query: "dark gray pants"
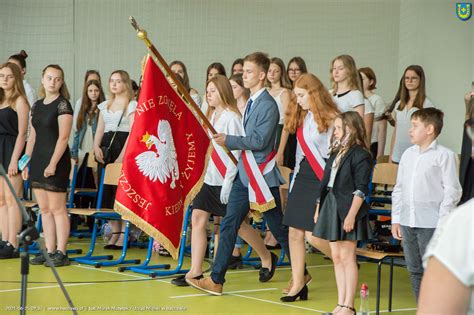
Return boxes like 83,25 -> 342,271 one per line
400,225 -> 435,302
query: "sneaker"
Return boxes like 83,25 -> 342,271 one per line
0,243 -> 19,259
186,276 -> 223,296
45,250 -> 70,267
0,240 -> 8,248
30,252 -> 50,265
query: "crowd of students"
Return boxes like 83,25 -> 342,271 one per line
0,49 -> 472,313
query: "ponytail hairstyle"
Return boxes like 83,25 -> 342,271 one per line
38,64 -> 70,100
8,50 -> 28,71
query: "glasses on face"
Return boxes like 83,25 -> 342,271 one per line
288,68 -> 301,73
404,76 -> 419,81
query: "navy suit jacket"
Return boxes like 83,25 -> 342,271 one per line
225,89 -> 284,187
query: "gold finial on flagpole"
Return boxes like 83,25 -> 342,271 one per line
129,16 -> 151,48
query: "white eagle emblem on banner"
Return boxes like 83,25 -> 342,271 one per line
135,120 -> 179,188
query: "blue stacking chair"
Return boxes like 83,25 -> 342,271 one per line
69,163 -> 141,268
118,206 -> 192,277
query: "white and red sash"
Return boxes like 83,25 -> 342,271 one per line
210,140 -> 229,180
296,121 -> 326,180
242,150 -> 277,212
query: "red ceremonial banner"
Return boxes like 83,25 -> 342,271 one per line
114,56 -> 211,259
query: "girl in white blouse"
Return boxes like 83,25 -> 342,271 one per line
171,75 -> 274,287
330,55 -> 365,118
93,70 -> 137,249
389,65 -> 433,163
359,67 -> 387,159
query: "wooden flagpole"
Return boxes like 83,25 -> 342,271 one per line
129,16 -> 238,166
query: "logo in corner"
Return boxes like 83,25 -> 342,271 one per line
456,3 -> 472,21
135,120 -> 179,188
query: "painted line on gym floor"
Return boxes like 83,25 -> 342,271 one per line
230,293 -> 324,313
225,263 -> 335,275
72,264 -> 172,285
0,282 -> 95,293
170,287 -> 277,298
370,308 -> 417,313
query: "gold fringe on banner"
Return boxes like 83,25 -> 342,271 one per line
250,199 -> 277,213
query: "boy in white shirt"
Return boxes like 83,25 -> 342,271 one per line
391,107 -> 462,302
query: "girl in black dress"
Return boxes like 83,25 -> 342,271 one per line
23,65 -> 73,267
0,62 -> 29,259
280,73 -> 339,301
313,111 -> 373,315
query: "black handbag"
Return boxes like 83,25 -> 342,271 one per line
97,109 -> 125,164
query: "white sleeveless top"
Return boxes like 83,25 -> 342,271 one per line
270,89 -> 285,125
392,98 -> 434,162
98,100 -> 137,133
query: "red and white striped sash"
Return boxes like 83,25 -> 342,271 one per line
210,140 -> 229,180
296,122 -> 326,180
242,150 -> 277,212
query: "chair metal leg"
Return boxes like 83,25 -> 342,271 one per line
118,237 -> 170,272
389,258 -> 394,312
127,207 -> 192,277
376,260 -> 382,315
70,218 -> 113,263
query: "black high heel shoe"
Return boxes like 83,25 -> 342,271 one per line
280,285 -> 308,302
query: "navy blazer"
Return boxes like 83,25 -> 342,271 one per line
225,89 -> 284,187
319,144 -> 372,221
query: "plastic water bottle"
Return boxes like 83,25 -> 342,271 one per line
358,283 -> 370,315
209,237 -> 214,259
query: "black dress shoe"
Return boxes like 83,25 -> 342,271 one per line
265,243 -> 281,250
171,274 -> 203,287
228,254 -> 243,270
259,252 -> 278,282
280,285 -> 308,302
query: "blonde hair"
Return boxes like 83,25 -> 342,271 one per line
285,73 -> 339,134
330,55 -> 362,93
107,70 -> 133,110
38,64 -> 70,100
205,74 -> 241,119
0,62 -> 27,110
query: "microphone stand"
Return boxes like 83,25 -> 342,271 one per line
0,165 -> 77,315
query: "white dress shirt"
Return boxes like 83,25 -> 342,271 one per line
204,109 -> 243,186
392,140 -> 463,228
